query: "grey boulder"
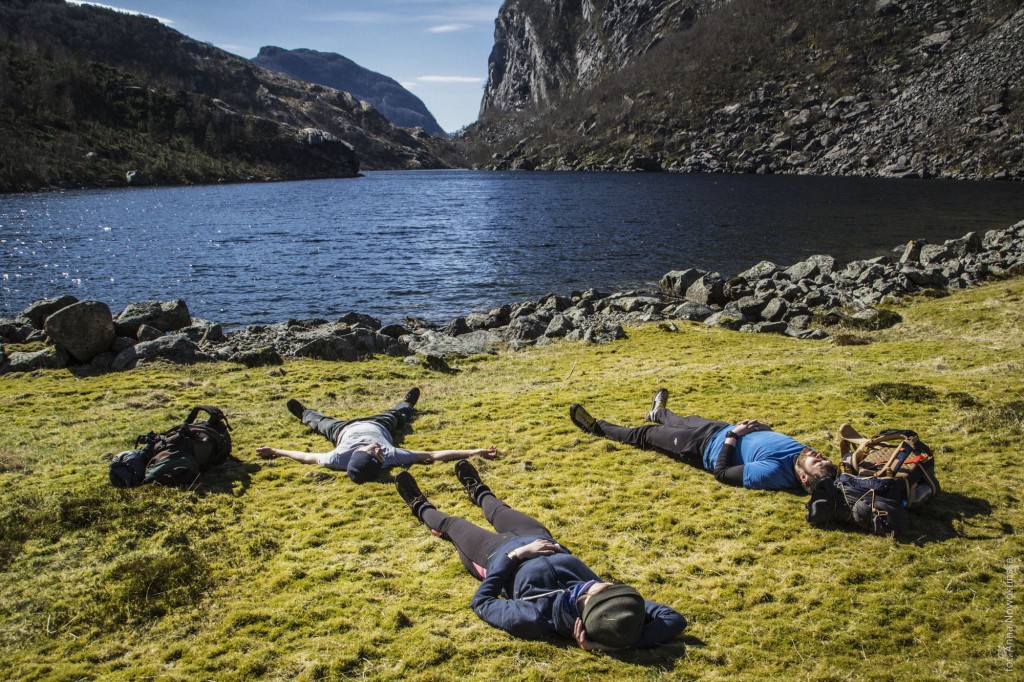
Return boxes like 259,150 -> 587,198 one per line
43,300 -> 115,362
115,299 -> 191,336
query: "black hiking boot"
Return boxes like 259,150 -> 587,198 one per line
569,404 -> 602,436
286,398 -> 306,420
402,387 -> 420,408
455,460 -> 492,506
395,471 -> 432,521
647,388 -> 669,422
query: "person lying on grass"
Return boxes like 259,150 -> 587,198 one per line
255,387 -> 499,483
569,388 -> 837,492
394,461 -> 687,651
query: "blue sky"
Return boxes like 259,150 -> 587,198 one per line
68,1 -> 505,132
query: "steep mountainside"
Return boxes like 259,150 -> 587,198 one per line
0,0 -> 453,192
462,0 -> 1024,180
253,47 -> 447,137
480,0 -> 705,116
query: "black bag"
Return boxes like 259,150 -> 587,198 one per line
108,406 -> 232,487
109,447 -> 150,488
806,424 -> 940,535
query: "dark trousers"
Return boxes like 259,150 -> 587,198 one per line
597,409 -> 728,463
302,401 -> 415,446
422,495 -> 553,580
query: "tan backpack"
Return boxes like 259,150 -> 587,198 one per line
837,424 -> 940,509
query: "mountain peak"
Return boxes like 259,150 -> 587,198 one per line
253,46 -> 447,137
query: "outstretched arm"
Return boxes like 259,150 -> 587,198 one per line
412,446 -> 500,463
255,446 -> 325,465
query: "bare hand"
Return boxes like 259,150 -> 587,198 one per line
477,446 -> 500,459
255,446 -> 278,459
509,539 -> 562,562
364,443 -> 385,463
574,617 -> 601,652
732,419 -> 772,437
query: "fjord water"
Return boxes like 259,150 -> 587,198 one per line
2,171 -> 1024,327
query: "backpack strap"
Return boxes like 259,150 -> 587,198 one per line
845,429 -> 913,471
838,423 -> 868,459
185,405 -> 231,430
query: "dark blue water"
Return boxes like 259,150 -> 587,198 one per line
2,171 -> 1023,326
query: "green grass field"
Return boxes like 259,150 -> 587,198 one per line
2,278 -> 1022,681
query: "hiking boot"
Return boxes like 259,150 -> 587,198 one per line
455,460 -> 492,506
569,404 -> 602,435
395,471 -> 431,520
286,398 -> 306,420
402,387 -> 420,408
647,388 -> 669,422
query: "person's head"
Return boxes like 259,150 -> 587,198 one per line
578,582 -> 646,648
347,444 -> 384,484
795,447 -> 838,493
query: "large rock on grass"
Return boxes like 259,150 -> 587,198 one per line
115,300 -> 191,336
404,330 -> 502,359
1,346 -> 70,373
660,268 -> 705,296
112,334 -> 206,371
21,295 -> 79,329
43,300 -> 115,362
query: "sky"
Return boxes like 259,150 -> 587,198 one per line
67,0 -> 506,133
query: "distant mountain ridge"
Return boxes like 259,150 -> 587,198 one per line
253,46 -> 447,137
0,0 -> 454,192
463,0 -> 1024,181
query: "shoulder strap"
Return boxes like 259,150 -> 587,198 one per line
185,405 -> 230,430
838,423 -> 867,459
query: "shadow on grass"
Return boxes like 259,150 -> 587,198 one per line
812,491 -> 993,545
600,635 -> 703,666
908,491 -> 995,545
197,458 -> 261,496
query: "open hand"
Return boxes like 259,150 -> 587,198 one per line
477,446 -> 500,459
574,617 -> 601,652
255,446 -> 278,459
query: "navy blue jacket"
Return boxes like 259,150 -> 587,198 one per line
469,534 -> 686,648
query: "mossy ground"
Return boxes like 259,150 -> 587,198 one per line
2,279 -> 1023,681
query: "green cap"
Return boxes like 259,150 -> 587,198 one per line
581,584 -> 645,648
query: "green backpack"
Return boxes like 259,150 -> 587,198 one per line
137,406 -> 233,487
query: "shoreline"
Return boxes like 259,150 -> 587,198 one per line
2,220 -> 1023,375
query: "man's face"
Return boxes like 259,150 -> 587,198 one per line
358,442 -> 385,463
801,450 -> 838,480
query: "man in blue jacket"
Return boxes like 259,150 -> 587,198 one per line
395,462 -> 687,650
569,388 -> 837,492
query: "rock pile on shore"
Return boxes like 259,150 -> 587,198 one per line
2,221 -> 1022,375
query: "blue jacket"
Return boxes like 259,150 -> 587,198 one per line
469,534 -> 687,648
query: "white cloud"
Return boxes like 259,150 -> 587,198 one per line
66,1 -> 174,26
400,81 -> 418,90
308,11 -> 389,23
312,2 -> 501,26
429,23 -> 471,33
418,76 -> 485,84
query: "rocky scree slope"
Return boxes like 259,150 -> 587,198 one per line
463,0 -> 1024,180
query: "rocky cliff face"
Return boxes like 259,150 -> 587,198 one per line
253,47 -> 448,137
466,0 -> 1024,181
480,0 -> 706,116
